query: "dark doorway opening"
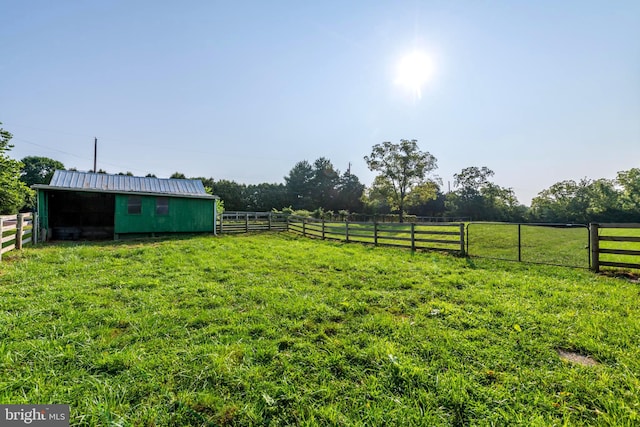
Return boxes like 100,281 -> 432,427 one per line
48,191 -> 115,240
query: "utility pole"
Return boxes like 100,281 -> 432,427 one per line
93,137 -> 97,173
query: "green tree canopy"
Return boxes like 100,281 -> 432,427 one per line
530,175 -> 636,223
285,160 -> 315,210
617,168 -> 640,213
19,156 -> 65,187
244,183 -> 288,211
336,171 -> 365,213
311,157 -> 341,210
213,179 -> 246,211
445,166 -> 523,221
0,123 -> 33,214
364,139 -> 438,222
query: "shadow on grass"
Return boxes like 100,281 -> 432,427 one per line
31,232 -> 216,250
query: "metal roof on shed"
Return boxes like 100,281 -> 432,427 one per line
35,170 -> 215,198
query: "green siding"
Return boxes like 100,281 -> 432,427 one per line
37,190 -> 49,230
114,195 -> 214,234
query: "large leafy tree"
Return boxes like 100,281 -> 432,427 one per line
530,179 -> 592,223
617,168 -> 640,213
0,123 -> 33,214
284,160 -> 315,210
311,157 -> 341,210
20,156 -> 65,187
286,157 -> 364,212
336,171 -> 365,213
244,183 -> 288,211
213,179 -> 247,211
445,166 -> 493,220
410,190 -> 446,218
445,166 -> 523,221
586,178 -> 623,220
531,174 -> 636,223
364,139 -> 438,222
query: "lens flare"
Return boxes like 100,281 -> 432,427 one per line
395,50 -> 435,99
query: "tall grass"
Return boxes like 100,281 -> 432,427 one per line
0,233 -> 638,425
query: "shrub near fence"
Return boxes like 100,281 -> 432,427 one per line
0,213 -> 35,261
288,215 -> 465,254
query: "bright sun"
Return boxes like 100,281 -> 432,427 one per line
395,50 -> 435,99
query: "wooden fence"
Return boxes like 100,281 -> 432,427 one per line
217,212 -> 289,234
288,215 -> 465,254
590,223 -> 640,272
0,213 -> 36,261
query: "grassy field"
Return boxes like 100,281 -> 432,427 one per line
1,233 -> 639,425
292,219 -> 596,268
466,223 -> 591,268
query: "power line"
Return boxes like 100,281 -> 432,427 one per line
13,137 -> 152,175
13,137 -> 88,161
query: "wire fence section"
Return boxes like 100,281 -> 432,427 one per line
288,216 -> 465,254
466,223 -> 590,268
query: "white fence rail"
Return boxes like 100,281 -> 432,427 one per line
1,213 -> 36,261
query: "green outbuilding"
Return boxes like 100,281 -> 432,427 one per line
33,170 -> 218,241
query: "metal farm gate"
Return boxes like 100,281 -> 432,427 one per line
466,223 -> 591,269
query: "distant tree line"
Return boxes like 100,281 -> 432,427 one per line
186,156 -> 366,213
529,172 -> 640,223
1,122 -> 638,223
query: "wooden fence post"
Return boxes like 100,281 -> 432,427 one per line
16,214 -> 24,250
517,224 -> 522,262
590,223 -> 599,272
268,213 -> 272,231
302,218 -> 306,237
460,223 -> 465,256
33,213 -> 38,244
345,221 -> 350,242
322,219 -> 325,240
411,223 -> 415,251
245,213 -> 249,233
374,222 -> 378,246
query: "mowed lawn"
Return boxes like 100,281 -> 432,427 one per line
0,233 -> 639,426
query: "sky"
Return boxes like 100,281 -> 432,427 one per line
1,1 -> 639,205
